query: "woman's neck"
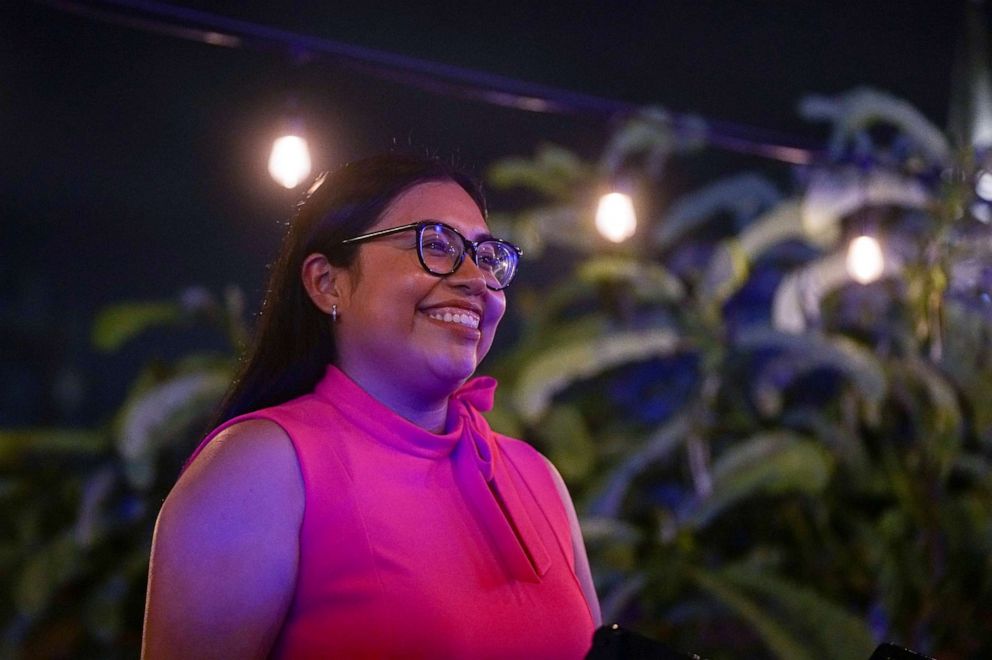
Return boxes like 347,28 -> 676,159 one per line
337,364 -> 452,433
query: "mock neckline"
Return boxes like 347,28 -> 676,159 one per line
311,365 -> 496,460
311,364 -> 550,582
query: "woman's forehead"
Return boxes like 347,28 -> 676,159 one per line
374,181 -> 488,237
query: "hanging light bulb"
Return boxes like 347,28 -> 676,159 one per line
846,234 -> 884,284
595,192 -> 637,243
268,133 -> 312,189
976,170 -> 992,202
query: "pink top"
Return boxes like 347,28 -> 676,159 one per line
188,365 -> 595,658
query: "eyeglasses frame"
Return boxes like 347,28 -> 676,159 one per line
339,221 -> 523,291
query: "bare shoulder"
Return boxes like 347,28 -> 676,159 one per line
143,419 -> 304,659
539,454 -> 573,511
164,419 -> 305,538
180,419 -> 303,502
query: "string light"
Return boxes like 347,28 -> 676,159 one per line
595,192 -> 637,243
268,134 -> 312,189
846,235 -> 884,284
976,170 -> 992,201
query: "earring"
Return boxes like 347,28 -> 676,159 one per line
331,304 -> 339,323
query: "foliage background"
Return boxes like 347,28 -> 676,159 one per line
3,86 -> 992,658
483,89 -> 992,659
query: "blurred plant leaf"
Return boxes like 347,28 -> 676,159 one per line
588,413 -> 692,517
737,199 -> 811,257
577,256 -> 685,303
514,328 -> 681,423
487,143 -> 593,200
692,567 -> 815,660
799,87 -> 950,166
0,429 -> 107,465
737,327 -> 887,421
537,404 -> 596,482
91,302 -> 182,352
14,532 -> 79,618
718,563 -> 877,660
680,432 -> 832,530
653,173 -> 781,252
600,572 -> 647,624
887,355 -> 963,476
116,370 -> 230,489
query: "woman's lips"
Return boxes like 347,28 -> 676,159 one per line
423,307 -> 481,329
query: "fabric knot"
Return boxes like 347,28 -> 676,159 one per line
450,377 -> 499,481
452,376 -> 496,412
465,426 -> 495,482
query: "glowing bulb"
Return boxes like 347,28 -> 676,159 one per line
595,192 -> 637,243
846,235 -> 884,284
977,171 -> 992,202
268,135 -> 312,188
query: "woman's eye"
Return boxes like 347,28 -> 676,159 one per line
478,254 -> 498,269
423,240 -> 452,254
476,245 -> 507,269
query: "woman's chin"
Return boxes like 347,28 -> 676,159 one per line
426,354 -> 479,389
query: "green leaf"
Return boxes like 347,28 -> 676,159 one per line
653,173 -> 781,252
116,370 -> 230,489
15,532 -> 80,618
692,567 -> 816,660
484,396 -> 524,439
886,355 -> 964,476
514,328 -> 681,423
0,429 -> 107,464
737,328 -> 888,421
537,404 -> 596,482
770,253 -> 854,333
577,256 -> 685,303
681,432 -> 832,529
700,239 -> 749,304
496,205 -> 601,255
91,302 -> 181,352
589,413 -> 692,517
737,199 -> 812,257
716,564 -> 877,660
799,88 -> 950,166
83,572 -> 128,643
487,144 -> 592,200
600,107 -> 707,178
600,572 -> 647,624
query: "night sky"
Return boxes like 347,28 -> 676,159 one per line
1,1 -> 979,425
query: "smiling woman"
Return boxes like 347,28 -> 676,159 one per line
140,153 -> 600,659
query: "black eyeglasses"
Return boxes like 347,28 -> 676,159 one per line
340,221 -> 523,290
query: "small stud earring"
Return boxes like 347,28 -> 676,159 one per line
331,304 -> 339,323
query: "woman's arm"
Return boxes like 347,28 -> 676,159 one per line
545,459 -> 603,626
142,419 -> 305,659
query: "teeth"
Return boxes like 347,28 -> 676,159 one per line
427,310 -> 480,329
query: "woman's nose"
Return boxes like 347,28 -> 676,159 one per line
447,253 -> 488,293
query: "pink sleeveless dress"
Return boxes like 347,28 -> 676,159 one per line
187,366 -> 595,658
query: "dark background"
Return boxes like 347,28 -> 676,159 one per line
0,0 -> 980,427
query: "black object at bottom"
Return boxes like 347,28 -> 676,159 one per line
585,625 -> 935,660
868,642 -> 935,660
586,624 -> 702,660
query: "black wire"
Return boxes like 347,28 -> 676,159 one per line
33,0 -> 823,165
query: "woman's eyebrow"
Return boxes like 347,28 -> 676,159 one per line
437,220 -> 494,242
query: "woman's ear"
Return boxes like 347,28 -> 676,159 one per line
301,253 -> 350,315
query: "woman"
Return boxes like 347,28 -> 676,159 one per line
142,153 -> 600,658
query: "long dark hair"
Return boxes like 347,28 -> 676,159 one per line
212,153 -> 486,427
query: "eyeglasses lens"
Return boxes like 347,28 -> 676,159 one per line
475,242 -> 514,289
420,224 -> 460,272
419,224 -> 516,289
